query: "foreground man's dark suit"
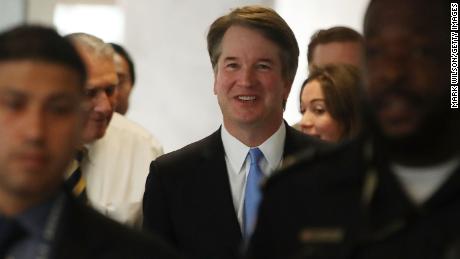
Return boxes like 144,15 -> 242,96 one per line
247,136 -> 460,259
52,190 -> 181,259
143,124 -> 322,259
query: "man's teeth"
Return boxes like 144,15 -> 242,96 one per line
238,96 -> 256,101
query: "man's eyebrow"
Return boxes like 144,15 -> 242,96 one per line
257,58 -> 274,63
0,88 -> 79,102
222,57 -> 274,63
86,84 -> 116,91
47,92 -> 79,102
222,57 -> 238,62
0,87 -> 26,97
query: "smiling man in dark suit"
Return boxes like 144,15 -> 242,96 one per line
142,5 -> 322,259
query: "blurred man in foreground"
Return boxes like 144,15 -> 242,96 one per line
0,25 -> 179,259
248,0 -> 459,258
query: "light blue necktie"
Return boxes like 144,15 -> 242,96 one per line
243,148 -> 264,240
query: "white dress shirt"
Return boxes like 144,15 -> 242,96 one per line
82,113 -> 163,227
221,122 -> 286,228
392,157 -> 459,205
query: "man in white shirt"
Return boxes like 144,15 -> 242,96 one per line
142,6 -> 321,259
66,33 -> 163,227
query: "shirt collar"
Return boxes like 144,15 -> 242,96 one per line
15,191 -> 61,238
83,143 -> 94,164
221,122 -> 286,175
259,122 -> 286,172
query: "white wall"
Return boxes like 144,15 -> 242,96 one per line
27,0 -> 57,25
0,0 -> 26,31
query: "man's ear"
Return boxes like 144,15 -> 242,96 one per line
283,80 -> 293,102
213,68 -> 218,95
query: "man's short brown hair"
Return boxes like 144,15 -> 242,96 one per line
307,26 -> 363,65
207,5 -> 299,84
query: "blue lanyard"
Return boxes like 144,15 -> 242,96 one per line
34,194 -> 65,259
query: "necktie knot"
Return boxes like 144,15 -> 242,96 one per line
249,148 -> 263,166
75,147 -> 88,163
75,150 -> 84,163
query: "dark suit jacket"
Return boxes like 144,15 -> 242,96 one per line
51,190 -> 181,259
247,136 -> 460,259
143,124 -> 322,259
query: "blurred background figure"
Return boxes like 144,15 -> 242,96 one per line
299,64 -> 362,142
66,33 -> 118,143
110,43 -> 135,115
66,33 -> 163,227
307,26 -> 364,71
292,26 -> 364,131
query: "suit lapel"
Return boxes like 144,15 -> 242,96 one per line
283,122 -> 316,158
283,123 -> 299,157
190,129 -> 242,252
51,192 -> 91,259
